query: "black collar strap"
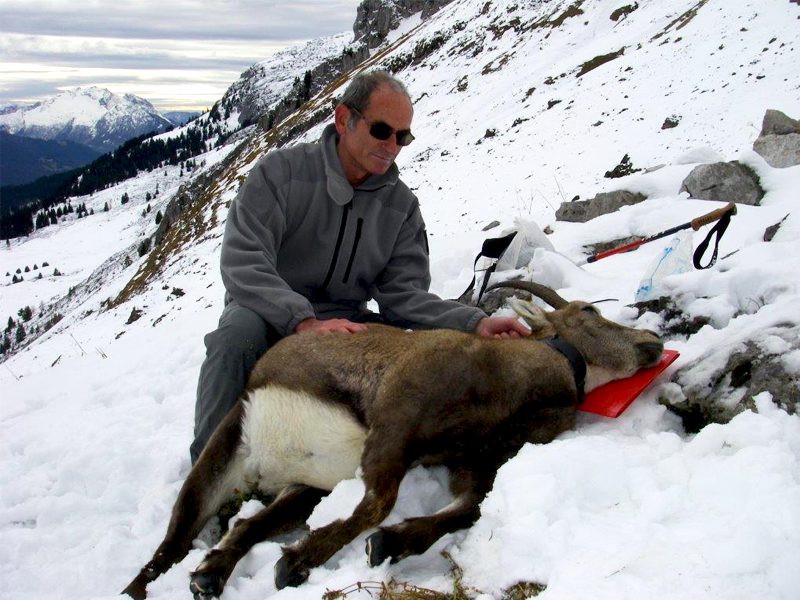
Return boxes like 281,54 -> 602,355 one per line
543,336 -> 587,399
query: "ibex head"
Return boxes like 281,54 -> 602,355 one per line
488,280 -> 664,390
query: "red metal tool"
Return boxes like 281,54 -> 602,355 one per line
579,202 -> 736,266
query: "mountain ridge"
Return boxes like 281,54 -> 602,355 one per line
0,86 -> 173,153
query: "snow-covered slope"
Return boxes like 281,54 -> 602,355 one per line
1,1 -> 799,599
0,87 -> 173,153
223,32 -> 354,126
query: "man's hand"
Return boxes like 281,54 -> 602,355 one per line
294,317 -> 368,335
474,316 -> 531,339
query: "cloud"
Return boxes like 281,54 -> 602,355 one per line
0,0 -> 363,110
0,34 -> 288,71
1,0 -> 360,41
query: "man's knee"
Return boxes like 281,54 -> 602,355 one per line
205,304 -> 271,357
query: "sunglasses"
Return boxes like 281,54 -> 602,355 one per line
347,105 -> 415,147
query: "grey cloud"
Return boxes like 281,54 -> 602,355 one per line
0,0 -> 360,42
2,46 -> 262,73
0,0 -> 363,109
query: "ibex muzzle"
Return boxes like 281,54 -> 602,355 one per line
122,282 -> 662,599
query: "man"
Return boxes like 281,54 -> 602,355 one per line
190,70 -> 529,463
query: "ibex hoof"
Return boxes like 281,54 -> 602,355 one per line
274,553 -> 309,589
121,573 -> 151,599
189,571 -> 224,600
365,530 -> 398,567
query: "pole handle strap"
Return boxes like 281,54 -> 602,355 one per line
693,206 -> 735,270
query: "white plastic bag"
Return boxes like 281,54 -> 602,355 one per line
495,219 -> 555,272
634,231 -> 694,302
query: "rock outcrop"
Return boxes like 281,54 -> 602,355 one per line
555,190 -> 646,223
679,161 -> 764,205
659,330 -> 800,432
354,0 -> 456,48
753,109 -> 800,168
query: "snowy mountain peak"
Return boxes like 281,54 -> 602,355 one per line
0,87 -> 172,153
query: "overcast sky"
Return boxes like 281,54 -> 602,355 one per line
0,0 -> 363,112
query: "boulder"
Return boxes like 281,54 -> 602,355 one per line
555,190 -> 646,223
659,333 -> 800,433
679,161 -> 764,206
763,214 -> 789,242
752,109 -> 800,168
753,134 -> 800,168
759,108 -> 800,136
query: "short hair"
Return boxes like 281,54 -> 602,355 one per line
339,70 -> 412,129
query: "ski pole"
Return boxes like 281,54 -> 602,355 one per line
579,202 -> 737,265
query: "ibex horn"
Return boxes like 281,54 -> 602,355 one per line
485,280 -> 569,309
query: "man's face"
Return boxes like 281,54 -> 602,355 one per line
335,85 -> 413,185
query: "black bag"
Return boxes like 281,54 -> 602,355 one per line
461,232 -> 517,303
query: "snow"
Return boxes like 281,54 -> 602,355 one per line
0,86 -> 168,137
2,1 -> 800,599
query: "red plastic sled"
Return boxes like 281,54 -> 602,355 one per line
578,349 -> 680,418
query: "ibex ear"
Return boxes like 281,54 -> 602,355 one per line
511,299 -> 556,338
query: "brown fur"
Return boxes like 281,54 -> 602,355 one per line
122,293 -> 662,598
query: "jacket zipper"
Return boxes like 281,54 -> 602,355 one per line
320,202 -> 350,291
342,217 -> 364,284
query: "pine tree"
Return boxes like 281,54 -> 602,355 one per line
155,210 -> 163,225
104,202 -> 110,212
15,324 -> 25,343
121,192 -> 130,205
18,306 -> 33,321
5,317 -> 14,332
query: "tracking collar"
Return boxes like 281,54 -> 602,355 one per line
543,336 -> 587,399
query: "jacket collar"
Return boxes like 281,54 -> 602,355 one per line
320,123 -> 400,206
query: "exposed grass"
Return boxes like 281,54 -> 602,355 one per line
576,47 -> 625,77
322,552 -> 545,600
502,581 -> 547,600
651,0 -> 710,41
610,3 -> 638,22
526,0 -> 585,32
549,0 -> 585,28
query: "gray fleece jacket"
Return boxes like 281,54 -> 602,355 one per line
220,124 -> 485,337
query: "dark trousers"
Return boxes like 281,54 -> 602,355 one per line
190,302 -> 387,464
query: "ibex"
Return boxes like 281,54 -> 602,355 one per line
122,281 -> 663,599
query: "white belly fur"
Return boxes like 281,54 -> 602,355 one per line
239,385 -> 367,494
